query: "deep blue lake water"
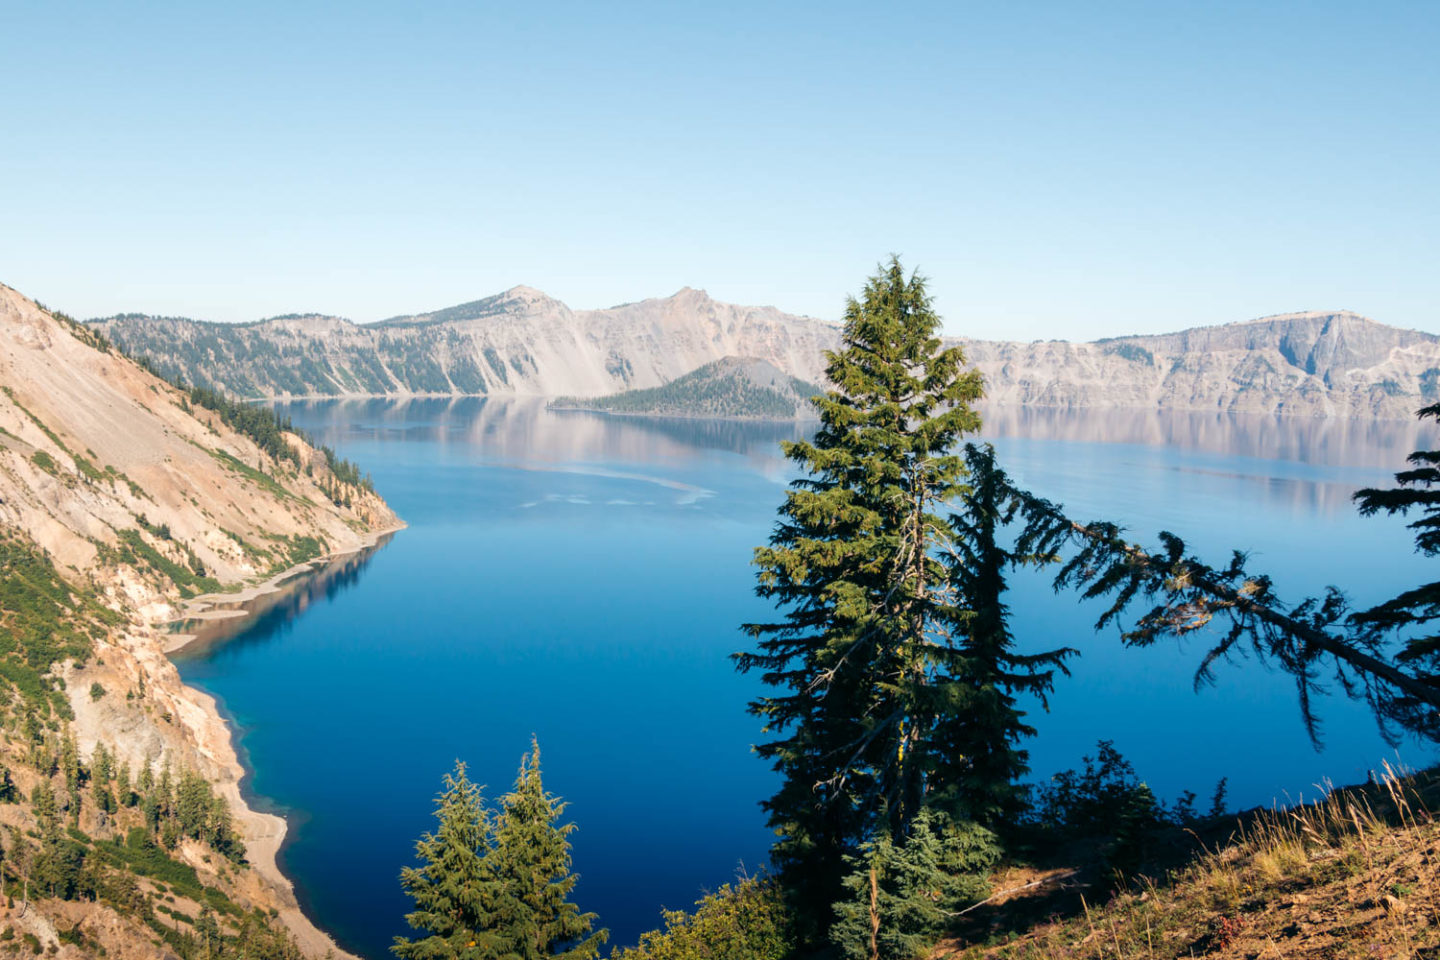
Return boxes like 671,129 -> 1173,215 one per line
173,399 -> 1437,959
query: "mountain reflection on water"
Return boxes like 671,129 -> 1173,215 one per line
271,396 -> 1429,469
977,403 -> 1429,469
268,396 -> 812,463
170,536 -> 392,659
271,397 -> 1429,520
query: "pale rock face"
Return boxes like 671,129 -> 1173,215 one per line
94,290 -> 1439,419
953,310 -> 1439,418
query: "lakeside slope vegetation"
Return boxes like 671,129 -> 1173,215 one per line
0,281 -> 398,958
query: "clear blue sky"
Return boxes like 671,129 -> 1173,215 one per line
2,1 -> 1436,339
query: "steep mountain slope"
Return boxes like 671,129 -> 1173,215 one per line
94,287 -> 834,402
0,282 -> 398,958
93,291 -> 1440,419
551,356 -> 822,419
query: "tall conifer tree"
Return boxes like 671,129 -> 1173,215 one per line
929,443 -> 1076,826
738,259 -> 986,936
487,741 -> 606,960
393,762 -> 498,960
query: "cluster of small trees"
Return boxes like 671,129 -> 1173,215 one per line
24,724 -> 242,861
394,741 -> 607,960
187,385 -> 303,469
176,378 -> 373,496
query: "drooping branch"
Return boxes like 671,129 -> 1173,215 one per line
1058,519 -> 1440,739
977,459 -> 1440,746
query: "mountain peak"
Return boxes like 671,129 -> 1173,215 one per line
502,284 -> 554,303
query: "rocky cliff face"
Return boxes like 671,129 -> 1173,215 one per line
959,311 -> 1439,418
94,291 -> 1439,419
94,287 -> 835,403
0,283 -> 398,958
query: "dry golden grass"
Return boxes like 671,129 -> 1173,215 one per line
937,762 -> 1440,959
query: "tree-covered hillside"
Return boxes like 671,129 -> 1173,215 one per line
551,357 -> 822,420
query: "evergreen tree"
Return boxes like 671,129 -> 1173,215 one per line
928,444 -> 1075,826
116,760 -> 135,807
739,259 -> 1035,938
177,769 -> 212,838
394,762 -> 498,960
91,743 -> 113,783
31,819 -> 81,900
1030,400 -> 1440,743
831,809 -> 998,960
207,794 -> 243,860
1353,401 -> 1440,668
60,730 -> 80,795
487,741 -> 606,960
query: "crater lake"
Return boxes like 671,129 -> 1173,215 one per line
172,398 -> 1437,959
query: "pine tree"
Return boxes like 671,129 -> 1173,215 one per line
736,258 -> 986,936
116,760 -> 134,807
831,809 -> 998,960
1354,401 -> 1440,668
393,762 -> 498,960
487,741 -> 606,960
927,444 -> 1075,826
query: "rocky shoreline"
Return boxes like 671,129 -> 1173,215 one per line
157,520 -> 407,959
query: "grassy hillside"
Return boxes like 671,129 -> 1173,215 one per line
936,765 -> 1438,959
610,765 -> 1438,960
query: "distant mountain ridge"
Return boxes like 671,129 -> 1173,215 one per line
90,288 -> 1440,419
551,356 -> 822,420
93,286 -> 835,402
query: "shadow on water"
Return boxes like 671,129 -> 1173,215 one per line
169,533 -> 395,662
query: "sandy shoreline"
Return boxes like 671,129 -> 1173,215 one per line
163,518 -> 407,959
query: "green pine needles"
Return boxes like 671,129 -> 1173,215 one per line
737,258 -> 1073,943
831,809 -> 998,960
394,742 -> 607,960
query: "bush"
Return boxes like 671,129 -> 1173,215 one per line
613,877 -> 793,960
1032,740 -> 1166,882
1033,740 -> 1160,836
30,451 -> 58,475
831,810 -> 999,960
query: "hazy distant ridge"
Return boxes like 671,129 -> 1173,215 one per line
91,290 -> 1440,418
